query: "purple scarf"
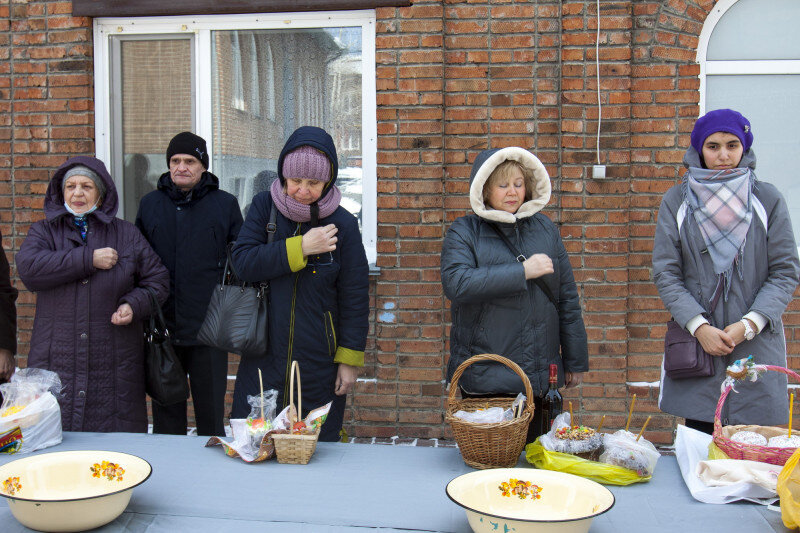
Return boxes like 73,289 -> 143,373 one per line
270,179 -> 342,223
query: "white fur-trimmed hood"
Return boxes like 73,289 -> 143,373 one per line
469,147 -> 551,223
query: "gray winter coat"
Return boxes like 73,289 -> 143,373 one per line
653,148 -> 800,426
441,148 -> 589,397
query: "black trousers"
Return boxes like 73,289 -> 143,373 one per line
152,345 -> 228,437
684,418 -> 715,435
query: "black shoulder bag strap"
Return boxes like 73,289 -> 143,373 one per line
144,286 -> 170,339
224,205 -> 277,287
486,222 -> 559,309
266,204 -> 277,244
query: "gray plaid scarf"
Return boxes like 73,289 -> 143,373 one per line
685,167 -> 754,297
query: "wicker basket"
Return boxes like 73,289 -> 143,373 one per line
445,354 -> 535,469
272,361 -> 320,465
712,364 -> 800,466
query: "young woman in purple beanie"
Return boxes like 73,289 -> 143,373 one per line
653,109 -> 800,434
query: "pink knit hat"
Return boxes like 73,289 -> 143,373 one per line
281,145 -> 332,182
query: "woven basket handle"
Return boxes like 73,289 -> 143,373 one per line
714,365 -> 800,432
288,360 -> 302,424
448,353 -> 535,415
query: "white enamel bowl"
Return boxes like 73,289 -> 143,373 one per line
446,468 -> 614,533
0,450 -> 152,532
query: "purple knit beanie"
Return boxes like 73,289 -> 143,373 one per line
690,108 -> 753,154
281,145 -> 331,182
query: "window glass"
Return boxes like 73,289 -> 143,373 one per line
211,28 -> 363,223
707,0 -> 800,60
706,74 -> 800,239
115,37 -> 194,219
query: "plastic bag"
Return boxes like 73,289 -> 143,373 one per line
452,393 -> 526,424
0,368 -> 63,454
539,412 -> 602,456
205,389 -> 280,463
9,368 -> 63,396
526,437 -> 649,485
453,406 -> 508,423
778,447 -> 800,528
599,429 -> 660,477
245,390 -> 278,450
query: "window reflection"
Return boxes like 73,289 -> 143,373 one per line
212,28 -> 363,227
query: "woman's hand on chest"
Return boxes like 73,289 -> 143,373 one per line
523,253 -> 553,280
301,224 -> 338,256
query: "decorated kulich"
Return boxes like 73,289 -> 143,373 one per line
603,447 -> 652,477
731,430 -> 768,446
552,425 -> 603,460
768,434 -> 800,448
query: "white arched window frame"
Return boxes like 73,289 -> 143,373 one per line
697,0 -> 800,114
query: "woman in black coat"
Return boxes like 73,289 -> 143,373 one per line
230,127 -> 369,442
441,147 -> 589,441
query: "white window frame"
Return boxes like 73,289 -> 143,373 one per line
697,0 -> 800,114
93,11 -> 378,264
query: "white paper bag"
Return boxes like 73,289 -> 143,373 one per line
674,424 -> 777,505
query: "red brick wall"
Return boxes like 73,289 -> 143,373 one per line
2,1 -> 796,444
1,0 -> 95,359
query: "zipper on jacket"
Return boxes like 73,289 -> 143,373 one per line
283,272 -> 301,408
325,311 -> 337,356
283,221 -> 303,408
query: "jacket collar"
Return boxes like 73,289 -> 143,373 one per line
157,170 -> 220,204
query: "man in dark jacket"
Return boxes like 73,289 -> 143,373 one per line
136,132 -> 243,436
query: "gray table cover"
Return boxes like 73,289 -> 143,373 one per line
0,432 -> 790,532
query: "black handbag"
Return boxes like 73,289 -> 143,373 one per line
197,207 -> 275,358
144,287 -> 189,406
663,279 -> 722,379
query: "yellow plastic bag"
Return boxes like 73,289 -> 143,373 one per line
777,447 -> 800,529
526,438 -> 650,486
708,441 -> 730,460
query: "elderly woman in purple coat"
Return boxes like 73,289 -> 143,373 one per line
16,156 -> 169,432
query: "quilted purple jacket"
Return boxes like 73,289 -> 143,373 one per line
16,156 -> 169,432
